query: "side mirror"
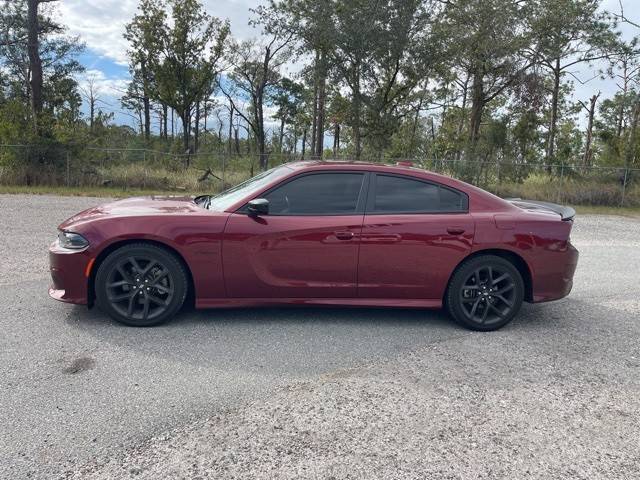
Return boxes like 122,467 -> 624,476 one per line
247,198 -> 269,217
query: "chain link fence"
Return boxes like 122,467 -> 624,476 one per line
0,144 -> 638,207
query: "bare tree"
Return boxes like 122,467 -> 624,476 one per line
80,73 -> 101,132
579,91 -> 601,167
219,32 -> 293,170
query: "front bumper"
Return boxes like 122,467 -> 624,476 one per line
48,240 -> 92,305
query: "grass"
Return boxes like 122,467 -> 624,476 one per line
573,205 -> 640,217
2,184 -> 639,217
0,184 -> 211,198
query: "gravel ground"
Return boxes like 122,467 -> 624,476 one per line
0,194 -> 639,480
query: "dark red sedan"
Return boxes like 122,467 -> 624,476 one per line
49,161 -> 578,331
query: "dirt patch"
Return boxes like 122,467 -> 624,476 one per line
63,356 -> 96,374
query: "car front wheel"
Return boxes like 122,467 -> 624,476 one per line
446,255 -> 524,331
95,243 -> 188,327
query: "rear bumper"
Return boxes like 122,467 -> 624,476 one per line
530,242 -> 579,303
48,241 -> 91,305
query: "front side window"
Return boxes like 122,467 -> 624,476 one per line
206,165 -> 292,212
372,174 -> 467,214
263,173 -> 365,215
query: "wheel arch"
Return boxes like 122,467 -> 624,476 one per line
87,239 -> 196,308
446,249 -> 533,303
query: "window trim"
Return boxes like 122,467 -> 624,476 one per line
365,173 -> 469,215
236,171 -> 370,217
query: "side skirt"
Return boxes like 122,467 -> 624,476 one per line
196,297 -> 442,309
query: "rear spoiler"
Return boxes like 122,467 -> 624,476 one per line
505,198 -> 576,221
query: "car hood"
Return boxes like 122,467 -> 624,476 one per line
59,196 -> 206,230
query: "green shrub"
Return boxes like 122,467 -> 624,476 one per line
495,175 -> 639,207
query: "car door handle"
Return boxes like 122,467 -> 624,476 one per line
447,227 -> 466,235
335,231 -> 355,240
360,233 -> 402,243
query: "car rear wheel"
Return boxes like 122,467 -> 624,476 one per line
446,255 -> 524,331
95,243 -> 188,327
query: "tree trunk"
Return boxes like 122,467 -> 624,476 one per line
315,53 -> 327,159
616,60 -> 629,139
203,101 -> 208,139
333,123 -> 340,158
409,95 -> 424,158
141,62 -> 151,141
256,91 -> 267,170
315,77 -> 326,158
617,103 -> 626,139
194,101 -> 201,153
582,93 -> 600,168
181,108 -> 191,158
163,104 -> 168,139
310,51 -> 320,157
545,59 -> 561,166
279,117 -> 286,154
27,0 -> 44,132
89,97 -> 95,132
228,105 -> 234,155
468,69 -> 484,153
301,128 -> 307,159
624,98 -> 640,170
137,109 -> 143,135
353,64 -> 362,160
455,73 -> 470,162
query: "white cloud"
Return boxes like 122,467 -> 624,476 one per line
56,0 -> 138,65
55,0 -> 264,66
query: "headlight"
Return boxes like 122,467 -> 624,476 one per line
57,231 -> 89,250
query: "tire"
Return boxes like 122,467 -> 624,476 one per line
446,255 -> 524,331
95,243 -> 188,327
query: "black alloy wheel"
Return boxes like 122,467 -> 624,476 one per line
446,255 -> 524,331
95,243 -> 188,327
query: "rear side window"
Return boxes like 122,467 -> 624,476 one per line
371,174 -> 468,214
264,173 -> 365,215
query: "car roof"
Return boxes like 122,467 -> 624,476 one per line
283,160 -> 460,184
286,160 -> 405,170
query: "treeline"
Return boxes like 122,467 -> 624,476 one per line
2,0 -> 640,180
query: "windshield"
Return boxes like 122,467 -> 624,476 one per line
206,165 -> 292,211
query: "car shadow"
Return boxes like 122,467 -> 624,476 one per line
64,303 -> 475,374
61,297 -> 586,378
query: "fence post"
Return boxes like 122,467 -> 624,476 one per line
495,160 -> 501,196
66,152 -> 70,187
143,150 -> 147,190
558,163 -> 565,204
621,167 -> 629,207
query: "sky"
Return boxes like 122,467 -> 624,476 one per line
52,0 -> 640,131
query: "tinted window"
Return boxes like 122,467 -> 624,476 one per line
372,175 -> 467,213
264,173 -> 364,215
207,165 -> 291,211
439,185 -> 466,211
